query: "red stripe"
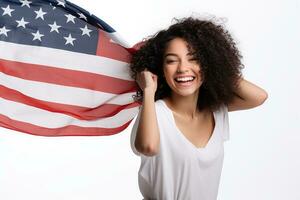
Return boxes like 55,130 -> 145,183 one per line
96,29 -> 132,63
126,40 -> 145,54
0,85 -> 141,120
0,58 -> 138,94
0,113 -> 134,136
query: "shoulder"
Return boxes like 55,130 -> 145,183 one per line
154,99 -> 166,112
213,103 -> 229,127
155,99 -> 164,106
215,104 -> 230,141
213,103 -> 228,116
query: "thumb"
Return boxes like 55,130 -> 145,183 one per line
152,73 -> 158,80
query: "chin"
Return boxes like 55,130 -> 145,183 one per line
167,81 -> 202,97
172,88 -> 200,97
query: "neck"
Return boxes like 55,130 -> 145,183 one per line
165,92 -> 200,120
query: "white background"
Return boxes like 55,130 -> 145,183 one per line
1,0 -> 299,199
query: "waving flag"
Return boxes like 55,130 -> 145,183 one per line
0,0 -> 141,136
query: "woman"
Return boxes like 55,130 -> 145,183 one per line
129,17 -> 268,200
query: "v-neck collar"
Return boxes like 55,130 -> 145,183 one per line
159,99 -> 217,151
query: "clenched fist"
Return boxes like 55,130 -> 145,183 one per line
136,69 -> 158,94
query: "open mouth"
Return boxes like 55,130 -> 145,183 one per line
174,77 -> 195,86
174,77 -> 195,83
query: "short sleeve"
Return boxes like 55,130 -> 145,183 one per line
220,104 -> 230,142
130,106 -> 142,156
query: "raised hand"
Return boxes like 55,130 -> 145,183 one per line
136,69 -> 158,94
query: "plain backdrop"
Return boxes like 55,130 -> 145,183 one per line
0,0 -> 299,199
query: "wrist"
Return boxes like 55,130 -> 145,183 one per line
143,88 -> 156,101
143,87 -> 156,95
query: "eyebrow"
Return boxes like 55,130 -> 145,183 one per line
164,52 -> 195,58
164,53 -> 177,58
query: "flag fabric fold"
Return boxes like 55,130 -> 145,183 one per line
0,0 -> 141,136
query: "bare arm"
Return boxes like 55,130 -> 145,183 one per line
135,88 -> 160,156
228,78 -> 268,112
134,70 -> 160,156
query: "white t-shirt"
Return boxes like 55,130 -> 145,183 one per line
130,99 -> 230,200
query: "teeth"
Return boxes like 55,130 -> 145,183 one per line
175,77 -> 194,82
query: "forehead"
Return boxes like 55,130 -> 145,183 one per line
164,38 -> 194,55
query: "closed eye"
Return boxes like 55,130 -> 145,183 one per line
189,58 -> 199,64
165,60 -> 177,64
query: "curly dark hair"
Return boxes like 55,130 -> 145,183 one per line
129,16 -> 244,111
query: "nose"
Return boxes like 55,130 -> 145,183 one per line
176,60 -> 190,73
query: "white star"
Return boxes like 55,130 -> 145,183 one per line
64,33 -> 76,46
80,25 -> 92,37
1,5 -> 15,17
31,30 -> 44,41
0,26 -> 10,37
16,17 -> 29,28
34,8 -> 47,20
77,13 -> 87,21
48,21 -> 61,33
65,14 -> 76,24
20,0 -> 32,8
56,0 -> 65,7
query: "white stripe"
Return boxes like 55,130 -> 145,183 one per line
0,41 -> 132,80
107,32 -> 131,48
0,97 -> 139,128
0,72 -> 136,107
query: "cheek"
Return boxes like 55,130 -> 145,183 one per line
163,68 -> 172,80
197,68 -> 204,81
165,76 -> 173,86
162,73 -> 174,88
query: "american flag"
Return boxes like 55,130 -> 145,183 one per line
0,0 -> 141,136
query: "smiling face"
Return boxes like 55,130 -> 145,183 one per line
163,37 -> 203,98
